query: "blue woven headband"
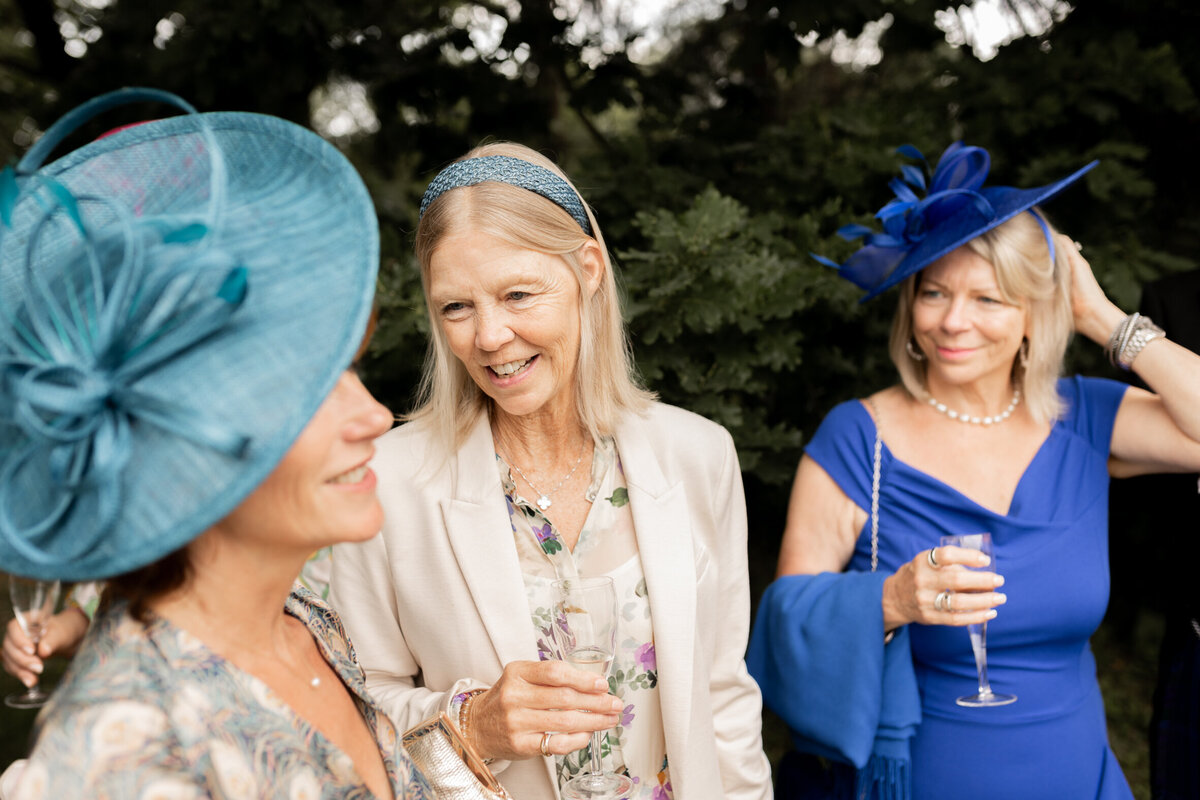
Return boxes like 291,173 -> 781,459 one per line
419,155 -> 593,235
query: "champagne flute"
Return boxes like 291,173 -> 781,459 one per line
5,577 -> 62,709
551,576 -> 633,800
938,533 -> 1016,707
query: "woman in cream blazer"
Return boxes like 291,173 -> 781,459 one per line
330,142 -> 771,799
331,405 -> 770,799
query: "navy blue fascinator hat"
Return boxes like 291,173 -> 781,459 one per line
0,89 -> 378,581
814,142 -> 1097,301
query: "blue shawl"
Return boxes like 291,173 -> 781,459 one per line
747,571 -> 921,799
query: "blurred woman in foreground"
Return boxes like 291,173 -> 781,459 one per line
0,89 -> 427,799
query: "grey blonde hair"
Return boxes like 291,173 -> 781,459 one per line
889,210 -> 1073,423
409,142 -> 654,449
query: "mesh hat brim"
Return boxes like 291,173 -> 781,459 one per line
0,112 -> 378,580
857,160 -> 1097,301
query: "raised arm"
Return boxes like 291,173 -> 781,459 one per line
1062,235 -> 1200,476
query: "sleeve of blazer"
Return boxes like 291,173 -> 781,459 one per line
330,524 -> 456,730
330,445 -> 495,738
708,427 -> 774,799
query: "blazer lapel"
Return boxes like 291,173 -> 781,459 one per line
616,414 -> 697,786
441,415 -> 541,668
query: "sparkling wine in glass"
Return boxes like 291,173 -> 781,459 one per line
939,533 -> 1016,707
552,576 -> 633,800
5,577 -> 62,709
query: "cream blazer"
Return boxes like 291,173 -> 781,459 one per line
330,402 -> 772,800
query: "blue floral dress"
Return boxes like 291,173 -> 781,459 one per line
11,587 -> 431,800
501,437 -> 673,800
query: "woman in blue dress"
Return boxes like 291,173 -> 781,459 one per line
747,143 -> 1200,800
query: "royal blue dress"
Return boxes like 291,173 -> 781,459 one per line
803,376 -> 1134,800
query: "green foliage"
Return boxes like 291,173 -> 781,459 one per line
2,0 -> 1195,497
619,185 -> 868,484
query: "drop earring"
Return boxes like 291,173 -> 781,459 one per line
906,339 -> 926,362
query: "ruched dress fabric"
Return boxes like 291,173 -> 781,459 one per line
804,376 -> 1134,800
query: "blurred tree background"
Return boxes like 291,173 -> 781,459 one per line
1,1 -> 1196,795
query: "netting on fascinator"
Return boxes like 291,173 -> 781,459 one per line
0,89 -> 379,580
813,142 -> 1097,301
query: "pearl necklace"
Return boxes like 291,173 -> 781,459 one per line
926,389 -> 1021,425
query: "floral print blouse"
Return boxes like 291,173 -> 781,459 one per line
500,437 -> 674,800
12,587 -> 431,800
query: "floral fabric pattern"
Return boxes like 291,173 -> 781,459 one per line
13,587 -> 431,800
500,438 -> 672,800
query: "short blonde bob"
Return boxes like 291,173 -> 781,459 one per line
888,209 -> 1074,424
409,142 -> 654,450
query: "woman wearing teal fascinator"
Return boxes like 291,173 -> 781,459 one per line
747,143 -> 1200,799
0,89 -> 429,799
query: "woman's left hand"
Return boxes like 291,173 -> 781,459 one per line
1060,234 -> 1125,344
467,659 -> 623,762
882,546 -> 1006,630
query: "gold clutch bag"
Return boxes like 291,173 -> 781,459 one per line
402,713 -> 513,800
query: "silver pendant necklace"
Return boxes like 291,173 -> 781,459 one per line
508,443 -> 589,510
926,388 -> 1021,425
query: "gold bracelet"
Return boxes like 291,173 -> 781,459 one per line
457,689 -> 492,763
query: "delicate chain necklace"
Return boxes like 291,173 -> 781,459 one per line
285,627 -> 322,689
508,441 -> 589,511
926,389 -> 1021,426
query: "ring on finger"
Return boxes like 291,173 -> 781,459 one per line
935,590 -> 953,612
1073,240 -> 1083,252
540,731 -> 554,758
927,548 -> 940,569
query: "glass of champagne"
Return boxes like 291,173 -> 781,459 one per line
551,576 -> 633,800
939,533 -> 1016,707
5,577 -> 62,709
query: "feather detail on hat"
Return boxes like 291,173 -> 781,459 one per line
813,142 -> 1097,301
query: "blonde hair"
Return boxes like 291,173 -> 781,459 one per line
889,210 -> 1073,423
409,142 -> 654,450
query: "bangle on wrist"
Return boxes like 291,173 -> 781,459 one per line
1104,312 -> 1165,370
454,689 -> 491,764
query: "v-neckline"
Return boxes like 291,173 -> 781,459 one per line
147,598 -> 393,800
864,402 -> 1057,518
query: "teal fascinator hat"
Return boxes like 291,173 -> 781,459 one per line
0,89 -> 379,581
814,142 -> 1097,301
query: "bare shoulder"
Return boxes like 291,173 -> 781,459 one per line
863,385 -> 914,426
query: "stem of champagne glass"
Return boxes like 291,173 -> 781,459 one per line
589,730 -> 603,776
974,621 -> 992,696
29,636 -> 42,694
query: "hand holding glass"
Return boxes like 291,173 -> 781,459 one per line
6,577 -> 62,709
938,533 -> 1016,707
552,576 -> 633,800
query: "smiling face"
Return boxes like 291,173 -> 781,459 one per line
213,370 -> 392,553
428,230 -> 598,424
911,245 -> 1029,393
